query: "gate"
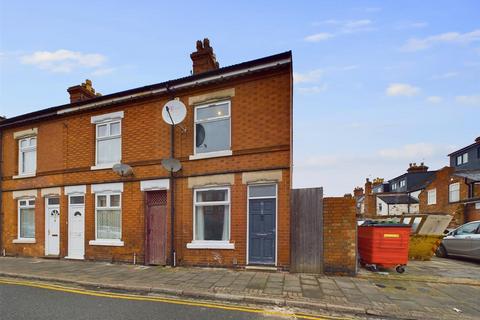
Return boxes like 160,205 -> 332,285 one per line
291,187 -> 323,273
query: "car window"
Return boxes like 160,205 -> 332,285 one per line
456,222 -> 480,235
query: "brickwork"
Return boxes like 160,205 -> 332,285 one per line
323,197 -> 357,276
0,54 -> 292,268
418,167 -> 468,226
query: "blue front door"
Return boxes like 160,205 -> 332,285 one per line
249,198 -> 276,265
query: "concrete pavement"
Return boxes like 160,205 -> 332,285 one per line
0,256 -> 479,319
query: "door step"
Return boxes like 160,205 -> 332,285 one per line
43,255 -> 60,259
245,265 -> 278,272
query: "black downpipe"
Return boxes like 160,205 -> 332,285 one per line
170,123 -> 175,267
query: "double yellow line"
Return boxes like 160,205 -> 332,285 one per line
0,278 -> 351,320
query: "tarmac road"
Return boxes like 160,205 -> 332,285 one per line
0,279 -> 337,320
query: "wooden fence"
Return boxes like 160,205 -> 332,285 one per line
290,187 -> 323,273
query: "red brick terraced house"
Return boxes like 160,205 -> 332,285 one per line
0,39 -> 293,269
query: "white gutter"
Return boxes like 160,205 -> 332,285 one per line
58,58 -> 291,115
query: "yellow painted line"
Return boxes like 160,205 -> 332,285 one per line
0,278 -> 351,320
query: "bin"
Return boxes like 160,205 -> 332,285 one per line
358,222 -> 410,273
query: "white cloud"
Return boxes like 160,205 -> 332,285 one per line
401,29 -> 480,52
296,84 -> 328,94
91,67 -> 116,76
306,19 -> 374,42
378,143 -> 453,160
341,19 -> 373,33
365,7 -> 381,12
21,49 -> 106,73
426,96 -> 443,104
395,21 -> 428,30
293,69 -> 323,84
455,95 -> 480,106
431,72 -> 458,80
386,83 -> 420,96
304,32 -> 334,42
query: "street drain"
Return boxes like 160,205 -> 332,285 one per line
374,283 -> 386,288
394,286 -> 406,290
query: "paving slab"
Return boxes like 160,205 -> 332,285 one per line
1,256 -> 480,319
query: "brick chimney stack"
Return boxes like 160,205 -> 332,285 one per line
353,187 -> 364,198
407,162 -> 429,173
190,38 -> 220,75
67,79 -> 100,103
475,136 -> 480,143
364,178 -> 372,195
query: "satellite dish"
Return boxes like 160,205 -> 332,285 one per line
112,163 -> 133,177
162,100 -> 186,125
161,158 -> 182,173
195,124 -> 205,147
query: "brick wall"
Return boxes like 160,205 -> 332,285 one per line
1,64 -> 292,267
418,166 -> 468,226
323,197 -> 357,276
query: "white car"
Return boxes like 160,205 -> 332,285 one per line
436,220 -> 480,260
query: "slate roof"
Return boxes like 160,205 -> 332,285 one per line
377,194 -> 419,205
453,170 -> 480,182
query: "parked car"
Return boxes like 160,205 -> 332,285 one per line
436,220 -> 480,260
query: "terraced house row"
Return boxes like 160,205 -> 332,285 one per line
0,39 -> 293,269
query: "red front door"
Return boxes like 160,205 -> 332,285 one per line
145,191 -> 167,265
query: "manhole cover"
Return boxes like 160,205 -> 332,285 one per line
375,283 -> 386,288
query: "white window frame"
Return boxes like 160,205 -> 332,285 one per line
449,183 -> 460,203
90,111 -> 124,170
18,136 -> 37,177
14,198 -> 36,243
462,152 -> 469,164
187,186 -> 234,249
400,180 -> 406,188
89,192 -> 124,246
391,183 -> 397,190
189,100 -> 232,160
427,188 -> 437,205
246,183 -> 278,266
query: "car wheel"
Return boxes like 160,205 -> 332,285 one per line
436,244 -> 448,258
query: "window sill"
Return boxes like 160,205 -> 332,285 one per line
89,240 -> 124,247
12,173 -> 36,179
189,150 -> 232,161
91,163 -> 117,171
186,241 -> 234,250
13,239 -> 36,244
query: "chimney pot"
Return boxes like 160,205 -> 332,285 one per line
67,79 -> 99,103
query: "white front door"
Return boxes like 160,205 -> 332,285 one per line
45,198 -> 60,256
68,195 -> 85,259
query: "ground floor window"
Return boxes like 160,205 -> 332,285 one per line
194,187 -> 230,241
95,193 -> 122,240
18,198 -> 35,239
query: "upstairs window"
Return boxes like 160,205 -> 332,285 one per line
18,137 -> 37,175
456,153 -> 468,165
194,101 -> 231,155
427,189 -> 436,205
18,198 -> 35,239
400,180 -> 406,188
96,121 -> 121,165
449,183 -> 460,203
391,183 -> 398,190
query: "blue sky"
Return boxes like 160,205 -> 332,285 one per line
1,1 -> 479,195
